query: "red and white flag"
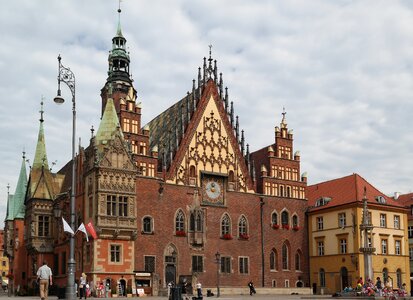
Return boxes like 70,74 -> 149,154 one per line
86,220 -> 98,239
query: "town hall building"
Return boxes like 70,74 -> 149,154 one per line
3,8 -> 310,296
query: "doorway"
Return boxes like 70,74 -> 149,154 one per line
165,264 -> 176,286
340,267 -> 348,290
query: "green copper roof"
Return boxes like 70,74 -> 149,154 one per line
96,98 -> 123,144
32,120 -> 49,170
13,154 -> 28,219
6,193 -> 14,221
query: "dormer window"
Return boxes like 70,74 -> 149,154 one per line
315,197 -> 331,207
376,196 -> 386,204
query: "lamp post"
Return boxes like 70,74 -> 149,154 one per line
53,54 -> 76,300
215,252 -> 221,298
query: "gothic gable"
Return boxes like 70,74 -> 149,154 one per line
168,81 -> 253,192
98,134 -> 136,171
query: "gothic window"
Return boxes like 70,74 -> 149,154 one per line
221,214 -> 231,236
189,165 -> 196,177
281,210 -> 289,226
175,210 -> 185,233
282,243 -> 289,270
143,216 -> 153,234
270,249 -> 278,271
279,185 -> 284,197
292,215 -> 298,227
238,215 -> 248,238
295,250 -> 301,271
190,210 -> 203,232
38,216 -> 50,237
118,196 -> 128,217
228,170 -> 234,182
110,244 -> 121,263
286,186 -> 291,197
272,212 -> 278,226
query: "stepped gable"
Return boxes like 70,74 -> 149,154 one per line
307,173 -> 404,212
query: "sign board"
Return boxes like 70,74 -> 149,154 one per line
137,288 -> 145,296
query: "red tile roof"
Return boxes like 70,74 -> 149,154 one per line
398,193 -> 413,206
307,173 -> 404,211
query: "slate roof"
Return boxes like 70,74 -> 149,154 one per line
307,173 -> 404,212
96,98 -> 123,146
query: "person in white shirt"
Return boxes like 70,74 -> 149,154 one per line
36,261 -> 52,300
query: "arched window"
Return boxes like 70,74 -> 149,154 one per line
320,269 -> 326,287
281,210 -> 289,226
286,186 -> 291,198
279,185 -> 284,197
189,165 -> 196,177
382,268 -> 388,284
272,212 -> 278,226
175,210 -> 185,232
238,215 -> 248,238
143,216 -> 153,233
396,268 -> 402,288
221,214 -> 231,236
190,210 -> 203,232
228,170 -> 234,182
292,215 -> 298,227
282,243 -> 289,270
270,249 -> 278,271
295,251 -> 301,271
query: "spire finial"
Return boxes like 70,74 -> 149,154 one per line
22,149 -> 26,160
39,99 -> 44,123
116,0 -> 123,36
282,107 -> 286,121
208,44 -> 213,60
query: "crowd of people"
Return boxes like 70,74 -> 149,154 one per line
342,276 -> 408,298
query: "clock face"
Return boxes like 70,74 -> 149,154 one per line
205,180 -> 221,200
202,176 -> 224,205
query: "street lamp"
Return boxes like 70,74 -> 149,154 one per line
215,252 -> 221,298
53,54 -> 76,300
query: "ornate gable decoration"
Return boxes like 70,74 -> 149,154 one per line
174,94 -> 249,192
98,134 -> 135,172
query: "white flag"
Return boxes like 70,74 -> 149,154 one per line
62,217 -> 74,235
77,223 -> 89,242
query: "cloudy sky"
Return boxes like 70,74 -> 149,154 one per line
1,0 -> 412,223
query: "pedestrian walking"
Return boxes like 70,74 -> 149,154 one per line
36,261 -> 53,300
248,281 -> 256,296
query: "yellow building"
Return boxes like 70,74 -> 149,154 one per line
307,174 -> 409,294
0,230 -> 9,287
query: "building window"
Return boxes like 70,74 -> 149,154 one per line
396,268 -> 402,288
270,249 -> 278,271
394,215 -> 400,229
144,256 -> 155,272
338,213 -> 346,228
190,211 -> 203,232
317,217 -> 324,230
123,118 -> 130,132
383,268 -> 388,283
220,256 -> 231,274
381,239 -> 387,254
320,269 -> 326,287
143,216 -> 153,233
318,241 -> 325,256
340,239 -> 347,254
131,120 -> 138,134
292,215 -> 298,228
175,210 -> 185,233
110,244 -> 121,263
284,280 -> 290,288
148,164 -> 155,177
106,195 -> 117,216
192,255 -> 203,273
239,257 -> 249,274
380,214 -> 387,228
409,247 -> 413,260
238,216 -> 248,238
139,142 -> 147,155
408,226 -> 413,238
271,212 -> 278,226
295,251 -> 301,271
118,196 -> 128,217
281,211 -> 289,226
282,243 -> 289,270
38,216 -> 50,237
221,214 -> 231,236
395,240 -> 401,255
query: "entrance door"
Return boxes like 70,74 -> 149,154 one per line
165,264 -> 176,286
120,279 -> 126,296
340,267 -> 348,290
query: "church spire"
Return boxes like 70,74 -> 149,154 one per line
107,1 -> 131,84
8,151 -> 28,220
32,101 -> 49,170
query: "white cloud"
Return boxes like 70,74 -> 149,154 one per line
1,0 -> 413,223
